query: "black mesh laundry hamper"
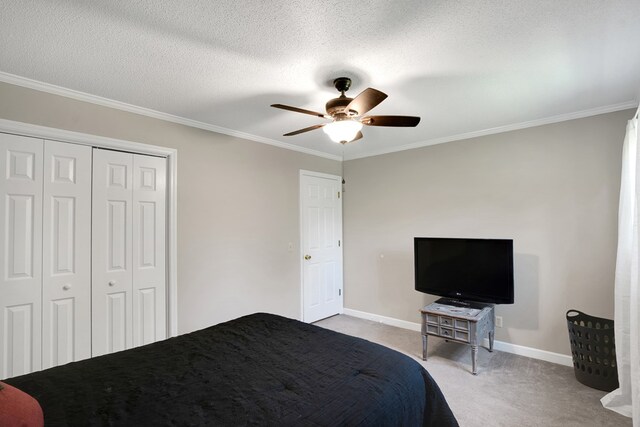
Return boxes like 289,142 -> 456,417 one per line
566,310 -> 619,391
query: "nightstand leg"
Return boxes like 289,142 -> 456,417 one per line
489,331 -> 494,352
422,334 -> 427,361
471,345 -> 478,375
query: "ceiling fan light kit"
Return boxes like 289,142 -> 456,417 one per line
271,77 -> 420,145
323,120 -> 363,144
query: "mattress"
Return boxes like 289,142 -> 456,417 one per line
5,313 -> 458,426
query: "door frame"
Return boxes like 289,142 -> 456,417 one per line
299,169 -> 343,322
0,118 -> 179,337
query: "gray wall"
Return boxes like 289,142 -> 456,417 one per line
0,81 -> 342,334
342,110 -> 631,355
0,79 -> 631,355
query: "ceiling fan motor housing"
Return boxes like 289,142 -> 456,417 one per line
326,77 -> 358,118
325,96 -> 354,118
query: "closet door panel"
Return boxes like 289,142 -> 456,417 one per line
92,149 -> 133,357
0,133 -> 43,378
132,154 -> 166,347
42,141 -> 92,368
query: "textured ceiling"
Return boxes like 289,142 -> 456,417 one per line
1,0 -> 639,160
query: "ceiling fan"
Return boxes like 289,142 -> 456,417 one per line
271,77 -> 420,144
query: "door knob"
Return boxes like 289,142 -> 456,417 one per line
62,284 -> 71,291
304,254 -> 311,260
108,280 -> 116,287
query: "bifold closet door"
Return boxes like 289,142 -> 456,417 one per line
132,154 -> 166,347
42,141 -> 92,368
92,149 -> 167,357
92,149 -> 134,357
0,133 -> 43,378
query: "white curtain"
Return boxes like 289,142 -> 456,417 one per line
601,109 -> 639,426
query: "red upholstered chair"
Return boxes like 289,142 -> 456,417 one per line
0,382 -> 44,427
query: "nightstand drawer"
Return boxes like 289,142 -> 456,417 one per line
439,316 -> 453,327
426,324 -> 439,334
426,314 -> 439,324
455,319 -> 469,330
455,330 -> 470,342
439,327 -> 453,338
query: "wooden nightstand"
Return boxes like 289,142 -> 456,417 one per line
420,299 -> 495,375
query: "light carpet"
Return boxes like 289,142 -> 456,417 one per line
315,314 -> 630,427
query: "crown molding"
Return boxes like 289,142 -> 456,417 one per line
1,71 -> 635,163
344,100 -> 639,160
0,71 -> 342,162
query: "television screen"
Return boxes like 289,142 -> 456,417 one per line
414,237 -> 514,304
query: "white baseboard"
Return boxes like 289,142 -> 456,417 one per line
480,338 -> 573,366
343,308 -> 573,367
343,308 -> 422,332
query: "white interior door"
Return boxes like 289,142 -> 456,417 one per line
132,154 -> 166,347
42,140 -> 92,368
300,171 -> 343,323
92,148 -> 133,356
0,133 -> 43,378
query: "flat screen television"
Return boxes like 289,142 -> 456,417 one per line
414,237 -> 514,305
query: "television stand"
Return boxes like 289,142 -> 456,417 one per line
420,298 -> 495,375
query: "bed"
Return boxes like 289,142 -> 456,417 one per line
4,313 -> 458,426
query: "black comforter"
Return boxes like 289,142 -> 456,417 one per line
6,313 -> 458,426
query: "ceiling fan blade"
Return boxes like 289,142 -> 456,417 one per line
345,88 -> 388,116
283,123 -> 326,136
361,115 -> 421,127
271,104 -> 329,118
